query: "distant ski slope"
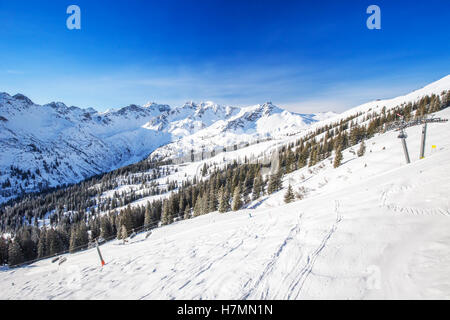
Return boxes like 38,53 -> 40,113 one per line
1,107 -> 449,300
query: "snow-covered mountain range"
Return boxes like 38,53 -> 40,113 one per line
147,101 -> 336,160
1,74 -> 449,203
0,94 -> 333,202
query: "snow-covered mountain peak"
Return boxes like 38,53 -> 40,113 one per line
11,93 -> 34,105
0,92 -> 12,104
116,104 -> 145,115
181,101 -> 198,110
143,101 -> 157,108
83,107 -> 98,114
0,93 -> 37,114
178,101 -> 227,113
45,101 -> 68,110
100,103 -> 170,121
193,102 -> 230,117
260,101 -> 283,116
143,102 -> 171,112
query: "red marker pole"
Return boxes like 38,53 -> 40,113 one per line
95,239 -> 105,267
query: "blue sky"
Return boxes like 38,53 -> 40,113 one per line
0,0 -> 449,113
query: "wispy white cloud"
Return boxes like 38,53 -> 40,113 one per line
5,70 -> 24,75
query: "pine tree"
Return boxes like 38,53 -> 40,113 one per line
357,140 -> 366,157
193,194 -> 203,217
122,205 -> 134,231
267,169 -> 283,194
285,149 -> 296,173
100,216 -> 113,239
78,223 -> 89,250
232,185 -> 242,211
444,91 -> 450,108
191,187 -> 198,209
201,191 -> 209,213
242,177 -> 251,198
178,194 -> 185,215
284,184 -> 295,203
88,219 -> 100,241
18,229 -> 36,261
201,163 -> 208,176
298,149 -> 308,168
120,225 -> 128,241
8,240 -> 25,267
184,206 -> 191,219
231,170 -> 240,189
47,229 -> 61,256
0,239 -> 8,265
349,126 -> 361,146
69,226 -> 78,253
161,199 -> 172,224
207,186 -> 217,212
334,146 -> 343,168
144,204 -> 152,228
115,215 -> 122,240
308,146 -> 315,167
252,173 -> 262,200
218,186 -> 230,213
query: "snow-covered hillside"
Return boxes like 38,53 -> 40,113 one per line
307,75 -> 450,132
1,106 -> 449,300
0,95 -> 331,203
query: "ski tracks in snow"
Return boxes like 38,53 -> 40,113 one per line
139,214 -> 275,299
242,200 -> 342,299
283,200 -> 342,299
380,184 -> 450,217
240,212 -> 303,300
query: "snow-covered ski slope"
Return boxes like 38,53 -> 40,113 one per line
1,106 -> 449,300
